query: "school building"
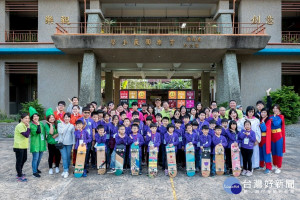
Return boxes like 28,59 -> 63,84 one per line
0,0 -> 300,114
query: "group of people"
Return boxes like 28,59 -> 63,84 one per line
13,88 -> 286,182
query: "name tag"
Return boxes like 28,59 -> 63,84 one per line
244,138 -> 249,145
113,134 -> 116,138
197,142 -> 200,147
79,139 -> 83,145
164,139 -> 166,145
106,134 -> 110,140
94,142 -> 98,148
179,136 -> 182,142
41,133 -> 44,141
87,129 -> 91,135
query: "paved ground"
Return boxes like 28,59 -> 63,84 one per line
0,133 -> 299,200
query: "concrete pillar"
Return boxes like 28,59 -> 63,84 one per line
222,51 -> 241,104
216,62 -> 229,104
79,52 -> 97,106
86,0 -> 102,34
0,62 -> 9,114
105,72 -> 113,104
201,72 -> 210,108
114,78 -> 120,104
192,78 -> 199,102
214,0 -> 234,34
95,62 -> 102,105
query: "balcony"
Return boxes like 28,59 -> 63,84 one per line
55,22 -> 266,35
5,30 -> 38,42
282,31 -> 300,44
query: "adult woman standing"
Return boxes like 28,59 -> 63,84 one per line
58,113 -> 75,178
238,106 -> 261,170
29,106 -> 46,178
13,113 -> 31,182
45,108 -> 61,175
195,102 -> 203,118
270,104 -> 286,174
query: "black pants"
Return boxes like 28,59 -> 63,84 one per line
14,148 -> 27,177
241,148 -> 253,171
90,147 -> 96,166
48,143 -> 61,169
225,148 -> 232,170
176,149 -> 185,168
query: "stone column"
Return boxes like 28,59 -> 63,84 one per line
114,78 -> 120,104
213,0 -> 234,34
95,62 -> 102,105
86,0 -> 103,34
222,51 -> 241,104
0,62 -> 9,114
216,62 -> 229,104
201,72 -> 210,108
79,52 -> 97,106
192,78 -> 199,102
105,71 -> 113,104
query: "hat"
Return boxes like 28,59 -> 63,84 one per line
29,106 -> 38,117
46,108 -> 54,118
236,105 -> 242,109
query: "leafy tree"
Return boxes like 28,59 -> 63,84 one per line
20,99 -> 45,120
264,86 -> 300,124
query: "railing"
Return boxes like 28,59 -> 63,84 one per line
5,30 -> 38,42
282,31 -> 300,43
55,22 -> 266,35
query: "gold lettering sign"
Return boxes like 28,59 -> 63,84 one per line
111,39 -> 116,46
145,39 -> 151,45
134,39 -> 140,46
45,16 -> 54,24
187,37 -> 191,42
170,39 -> 175,46
61,16 -> 70,25
156,39 -> 162,46
251,15 -> 261,24
266,15 -> 274,25
122,39 -> 128,46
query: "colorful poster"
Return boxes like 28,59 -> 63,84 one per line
186,100 -> 194,108
129,91 -> 137,99
177,91 -> 186,99
138,91 -> 146,99
168,100 -> 177,108
128,99 -> 138,108
168,91 -> 177,99
120,91 -> 128,99
186,91 -> 195,99
177,100 -> 186,108
138,100 -> 146,108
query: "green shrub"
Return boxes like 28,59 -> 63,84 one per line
0,110 -> 18,122
264,86 -> 300,125
218,102 -> 229,109
20,99 -> 45,120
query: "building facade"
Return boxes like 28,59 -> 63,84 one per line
0,0 -> 299,114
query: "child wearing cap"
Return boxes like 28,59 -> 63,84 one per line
163,123 -> 179,176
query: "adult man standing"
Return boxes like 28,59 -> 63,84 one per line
225,100 -> 243,119
160,101 -> 174,123
154,98 -> 163,114
219,107 -> 226,119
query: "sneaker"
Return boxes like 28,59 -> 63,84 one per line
63,172 -> 69,178
241,169 -> 247,176
210,173 -> 215,177
164,169 -> 168,176
264,169 -> 270,174
246,170 -> 253,176
195,168 -> 199,172
272,165 -> 277,170
258,167 -> 264,170
16,174 -> 26,178
49,169 -> 53,175
61,172 -> 66,177
82,170 -> 87,177
32,173 -> 41,178
55,167 -> 60,174
275,168 -> 281,174
107,169 -> 116,174
37,169 -> 42,174
17,176 -> 28,182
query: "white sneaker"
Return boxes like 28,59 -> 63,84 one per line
246,170 -> 253,176
55,167 -> 60,174
49,168 -> 53,175
241,169 -> 247,176
61,172 -> 65,177
63,172 -> 69,178
272,165 -> 277,170
275,168 -> 281,174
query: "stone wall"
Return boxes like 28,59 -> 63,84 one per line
0,122 -> 18,137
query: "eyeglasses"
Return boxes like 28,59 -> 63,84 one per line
84,112 -> 90,114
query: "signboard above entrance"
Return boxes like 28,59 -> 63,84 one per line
120,90 -> 147,108
168,90 -> 195,109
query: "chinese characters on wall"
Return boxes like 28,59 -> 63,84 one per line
45,16 -> 70,25
251,15 -> 274,25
